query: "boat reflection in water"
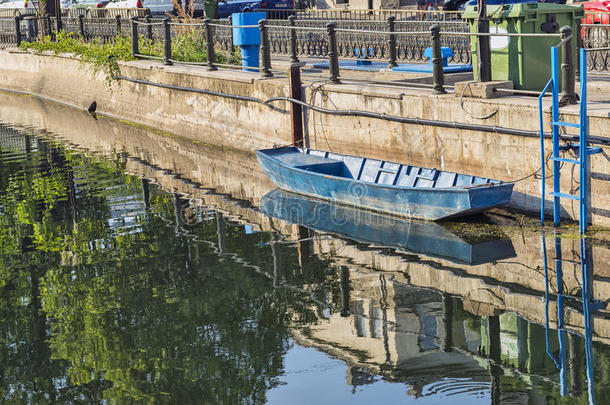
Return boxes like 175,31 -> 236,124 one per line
543,235 -> 607,405
259,189 -> 516,265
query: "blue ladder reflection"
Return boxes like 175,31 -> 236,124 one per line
542,234 -> 608,405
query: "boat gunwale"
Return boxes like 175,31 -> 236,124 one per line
257,147 -> 514,194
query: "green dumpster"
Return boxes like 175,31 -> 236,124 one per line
204,0 -> 218,19
463,3 -> 583,90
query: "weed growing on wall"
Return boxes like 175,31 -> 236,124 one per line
19,32 -> 133,85
19,31 -> 240,85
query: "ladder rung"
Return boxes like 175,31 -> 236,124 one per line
564,143 -> 603,155
551,157 -> 580,164
588,146 -> 603,155
551,121 -> 581,128
549,191 -> 580,201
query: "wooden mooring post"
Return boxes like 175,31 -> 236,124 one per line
289,63 -> 304,147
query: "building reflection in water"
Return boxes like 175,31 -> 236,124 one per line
262,188 -> 610,404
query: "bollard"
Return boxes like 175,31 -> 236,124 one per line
430,24 -> 446,94
560,26 -> 578,105
387,16 -> 397,68
131,17 -> 139,56
326,22 -> 340,83
259,19 -> 273,78
163,17 -> 172,65
14,16 -> 21,47
204,19 -> 217,71
115,15 -> 121,37
288,15 -> 299,64
145,15 -> 152,41
79,14 -> 85,39
290,64 -> 304,146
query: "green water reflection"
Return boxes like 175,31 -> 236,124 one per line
0,122 -> 609,404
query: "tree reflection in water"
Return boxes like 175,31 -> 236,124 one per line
1,124 -> 610,404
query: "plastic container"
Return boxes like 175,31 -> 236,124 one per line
463,3 -> 584,90
232,12 -> 266,71
204,0 -> 217,19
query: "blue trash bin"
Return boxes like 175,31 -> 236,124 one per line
232,12 -> 266,72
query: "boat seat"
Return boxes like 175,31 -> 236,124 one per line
274,151 -> 343,168
297,162 -> 352,178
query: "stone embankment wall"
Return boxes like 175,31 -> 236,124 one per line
0,49 -> 609,226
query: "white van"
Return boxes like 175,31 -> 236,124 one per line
106,0 -> 207,17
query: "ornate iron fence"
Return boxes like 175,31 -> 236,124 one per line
0,17 -> 19,47
2,12 -> 610,73
264,18 -> 470,63
210,19 -> 233,52
263,8 -> 464,21
582,23 -> 610,72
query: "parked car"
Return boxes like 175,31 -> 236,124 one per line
216,0 -> 293,19
442,0 -> 467,11
68,0 -> 111,9
446,0 -> 565,11
106,0 -> 202,17
106,0 -> 148,12
0,0 -> 38,8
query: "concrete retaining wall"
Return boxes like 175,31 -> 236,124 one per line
0,49 -> 608,226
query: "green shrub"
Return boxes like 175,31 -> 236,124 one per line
20,32 -> 134,85
20,31 -> 241,85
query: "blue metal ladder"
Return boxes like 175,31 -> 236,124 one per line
539,47 -> 602,234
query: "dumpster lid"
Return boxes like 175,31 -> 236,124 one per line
463,3 -> 584,19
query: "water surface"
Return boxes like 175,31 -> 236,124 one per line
0,94 -> 608,404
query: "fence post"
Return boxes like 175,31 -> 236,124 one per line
163,17 -> 172,65
79,14 -> 85,39
146,15 -> 153,41
259,19 -> 273,78
288,15 -> 299,64
560,26 -> 578,105
131,17 -> 139,57
326,22 -> 340,83
45,14 -> 53,40
204,19 -> 217,71
477,0 -> 491,82
228,15 -> 234,47
387,15 -> 397,68
116,15 -> 121,37
430,24 -> 446,94
14,16 -> 21,47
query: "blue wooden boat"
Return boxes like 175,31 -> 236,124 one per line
260,189 -> 516,265
256,147 -> 514,221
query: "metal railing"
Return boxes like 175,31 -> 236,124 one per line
0,15 -> 38,47
0,10 -> 607,77
262,8 -> 464,21
581,23 -> 610,72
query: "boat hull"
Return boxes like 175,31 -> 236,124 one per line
256,148 -> 514,221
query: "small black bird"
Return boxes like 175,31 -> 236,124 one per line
88,101 -> 97,120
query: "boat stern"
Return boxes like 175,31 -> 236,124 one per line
468,183 -> 515,211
